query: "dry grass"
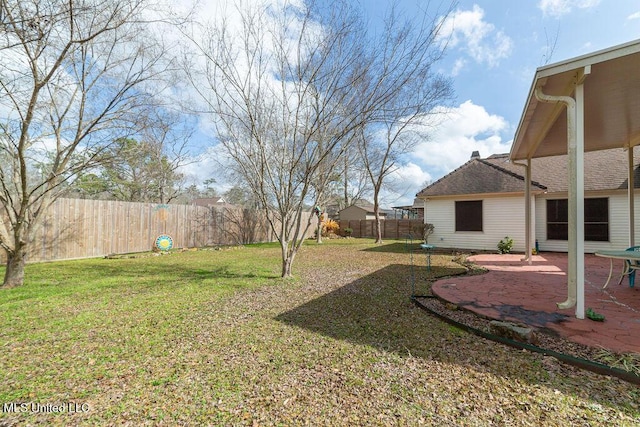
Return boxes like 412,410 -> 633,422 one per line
1,239 -> 639,426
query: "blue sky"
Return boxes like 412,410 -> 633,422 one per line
354,0 -> 640,206
183,0 -> 640,207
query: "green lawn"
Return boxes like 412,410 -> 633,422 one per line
1,239 -> 638,425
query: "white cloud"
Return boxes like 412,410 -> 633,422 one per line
411,100 -> 511,179
384,162 -> 433,207
451,58 -> 467,76
186,100 -> 513,208
628,11 -> 640,20
179,145 -> 234,191
538,0 -> 600,18
380,100 -> 512,207
437,5 -> 512,70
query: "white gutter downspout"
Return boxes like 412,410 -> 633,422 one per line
535,71 -> 587,319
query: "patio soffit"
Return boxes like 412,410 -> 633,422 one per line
510,39 -> 640,161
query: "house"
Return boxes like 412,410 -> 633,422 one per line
191,197 -> 235,209
338,202 -> 388,221
507,39 -> 640,318
391,198 -> 424,219
416,149 -> 640,253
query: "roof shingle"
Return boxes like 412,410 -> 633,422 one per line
418,148 -> 640,197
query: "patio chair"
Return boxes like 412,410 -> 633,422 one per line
620,246 -> 640,287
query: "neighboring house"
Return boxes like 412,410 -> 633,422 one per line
416,149 -> 640,253
392,198 -> 425,219
338,202 -> 388,221
191,197 -> 235,209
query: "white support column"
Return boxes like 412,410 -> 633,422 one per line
535,87 -> 578,313
530,190 -> 536,259
575,78 -> 585,320
629,146 -> 635,247
524,159 -> 532,264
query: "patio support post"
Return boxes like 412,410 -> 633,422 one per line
523,159 -> 532,264
534,86 -> 581,316
575,75 -> 586,320
628,146 -> 635,247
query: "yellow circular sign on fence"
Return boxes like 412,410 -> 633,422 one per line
155,235 -> 173,251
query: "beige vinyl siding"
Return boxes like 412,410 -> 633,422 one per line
424,196 -> 529,252
535,192 -> 640,253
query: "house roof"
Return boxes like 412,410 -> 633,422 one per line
339,202 -> 388,215
417,155 -> 546,198
417,148 -> 640,198
510,38 -> 640,161
392,198 -> 424,210
191,197 -> 236,209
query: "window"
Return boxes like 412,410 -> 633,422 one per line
546,198 -> 609,241
547,199 -> 568,240
455,200 -> 482,231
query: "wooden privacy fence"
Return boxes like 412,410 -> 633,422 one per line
338,219 -> 424,239
0,198 -> 311,264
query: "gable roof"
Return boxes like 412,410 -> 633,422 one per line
510,39 -> 640,161
417,155 -> 546,198
418,148 -> 640,198
339,202 -> 388,216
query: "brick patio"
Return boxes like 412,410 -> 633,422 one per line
432,252 -> 640,354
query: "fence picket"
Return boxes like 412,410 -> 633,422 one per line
0,198 -> 313,263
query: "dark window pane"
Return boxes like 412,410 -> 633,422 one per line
455,200 -> 482,231
547,223 -> 568,240
546,198 -> 609,242
585,224 -> 609,241
547,199 -> 568,222
585,198 -> 608,222
585,198 -> 609,241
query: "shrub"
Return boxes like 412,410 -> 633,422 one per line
497,236 -> 514,254
322,219 -> 340,236
411,223 -> 435,243
344,227 -> 353,237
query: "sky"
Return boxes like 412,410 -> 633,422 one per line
182,0 -> 640,207
379,0 -> 640,207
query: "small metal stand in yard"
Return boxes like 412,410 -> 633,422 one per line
405,235 -> 436,299
420,243 -> 435,272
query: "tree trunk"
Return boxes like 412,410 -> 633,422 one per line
281,254 -> 294,277
374,201 -> 383,244
3,248 -> 27,288
374,215 -> 383,244
280,240 -> 294,278
316,217 -> 322,244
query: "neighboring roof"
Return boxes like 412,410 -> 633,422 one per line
192,197 -> 226,205
418,148 -> 640,198
191,197 -> 235,209
392,198 -> 424,210
339,202 -> 388,215
511,38 -> 640,161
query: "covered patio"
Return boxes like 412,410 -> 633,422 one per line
510,39 -> 640,320
432,252 -> 640,354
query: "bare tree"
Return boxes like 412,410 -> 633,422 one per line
185,0 -> 453,276
0,0 -> 175,287
340,144 -> 371,210
358,5 -> 453,243
136,108 -> 195,204
358,6 -> 454,243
